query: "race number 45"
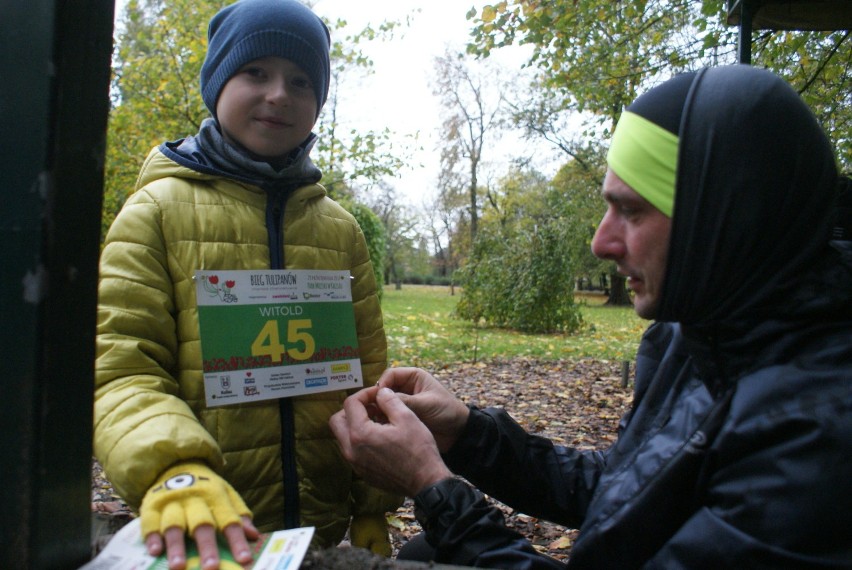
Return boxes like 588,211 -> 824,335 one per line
251,319 -> 315,363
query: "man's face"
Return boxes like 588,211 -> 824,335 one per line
591,169 -> 672,319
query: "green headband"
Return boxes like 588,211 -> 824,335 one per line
607,111 -> 678,217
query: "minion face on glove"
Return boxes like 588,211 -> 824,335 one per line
140,462 -> 252,541
152,472 -> 211,493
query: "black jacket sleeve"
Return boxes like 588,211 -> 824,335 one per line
443,406 -> 607,529
414,477 -> 566,569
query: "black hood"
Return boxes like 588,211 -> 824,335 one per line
657,65 -> 840,327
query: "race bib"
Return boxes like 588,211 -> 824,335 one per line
195,269 -> 363,407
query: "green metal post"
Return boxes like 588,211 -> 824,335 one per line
0,0 -> 114,567
738,0 -> 755,64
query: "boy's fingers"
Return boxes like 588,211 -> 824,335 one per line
241,515 -> 260,539
145,531 -> 164,557
193,524 -> 219,570
223,522 -> 253,565
163,526 -> 187,570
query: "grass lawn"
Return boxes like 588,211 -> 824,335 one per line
381,284 -> 648,368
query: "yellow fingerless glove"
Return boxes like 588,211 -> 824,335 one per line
350,514 -> 392,557
140,462 -> 251,538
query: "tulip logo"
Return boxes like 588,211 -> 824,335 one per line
201,274 -> 238,303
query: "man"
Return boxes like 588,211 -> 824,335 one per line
330,65 -> 852,568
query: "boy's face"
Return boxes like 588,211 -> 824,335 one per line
216,57 -> 317,164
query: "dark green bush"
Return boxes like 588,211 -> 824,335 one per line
455,222 -> 582,334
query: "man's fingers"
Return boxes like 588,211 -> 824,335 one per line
342,388 -> 373,425
377,367 -> 424,394
350,384 -> 380,403
335,389 -> 415,448
329,409 -> 355,459
375,387 -> 418,424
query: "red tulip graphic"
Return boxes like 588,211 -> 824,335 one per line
201,273 -> 238,303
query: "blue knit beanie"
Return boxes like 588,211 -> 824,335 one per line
200,0 -> 331,119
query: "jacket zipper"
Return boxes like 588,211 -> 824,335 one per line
266,187 -> 300,530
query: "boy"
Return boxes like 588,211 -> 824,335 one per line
94,1 -> 400,568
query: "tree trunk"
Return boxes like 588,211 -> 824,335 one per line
606,272 -> 633,306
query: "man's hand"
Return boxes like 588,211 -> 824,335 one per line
140,462 -> 259,570
377,367 -> 470,453
330,387 -> 453,497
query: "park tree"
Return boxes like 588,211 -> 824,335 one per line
104,0 -> 217,238
468,0 -> 849,156
334,195 -> 386,297
498,76 -> 635,304
425,168 -> 470,293
364,182 -> 427,287
433,50 -> 506,244
548,150 -> 625,299
455,166 -> 584,333
468,0 -> 699,134
468,0 -> 852,164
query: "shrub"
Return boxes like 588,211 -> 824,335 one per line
339,199 -> 386,299
455,221 -> 583,334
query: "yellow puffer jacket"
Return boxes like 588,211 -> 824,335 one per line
94,146 -> 400,546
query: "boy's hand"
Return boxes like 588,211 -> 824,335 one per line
349,514 -> 392,557
140,462 -> 259,570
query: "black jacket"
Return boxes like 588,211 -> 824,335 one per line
415,66 -> 852,568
